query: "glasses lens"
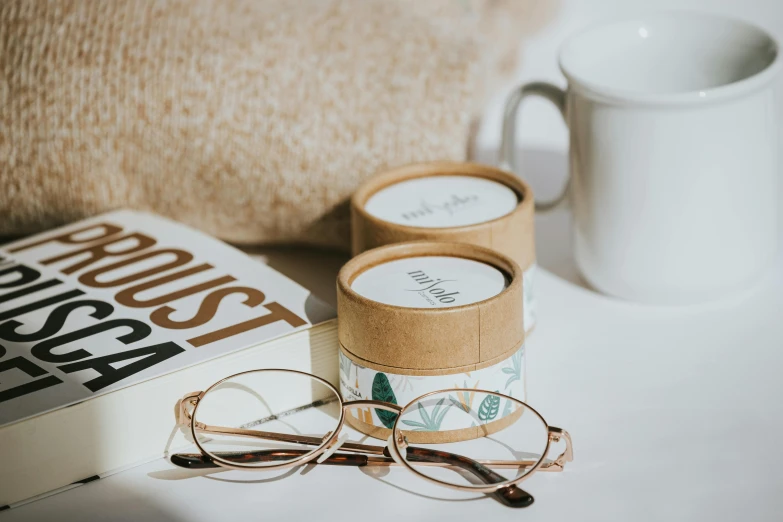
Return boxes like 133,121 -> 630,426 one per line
192,370 -> 342,468
395,391 -> 548,488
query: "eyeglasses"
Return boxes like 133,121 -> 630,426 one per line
172,369 -> 572,508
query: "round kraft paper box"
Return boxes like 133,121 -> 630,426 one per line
351,161 -> 537,333
337,241 -> 527,441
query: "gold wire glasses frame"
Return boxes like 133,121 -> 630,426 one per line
172,369 -> 573,508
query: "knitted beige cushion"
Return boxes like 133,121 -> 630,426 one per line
0,0 -> 555,249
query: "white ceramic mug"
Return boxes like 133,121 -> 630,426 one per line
501,12 -> 781,304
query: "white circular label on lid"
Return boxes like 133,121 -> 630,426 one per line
364,175 -> 519,228
350,256 -> 507,308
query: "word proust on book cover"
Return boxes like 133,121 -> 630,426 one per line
0,210 -> 337,508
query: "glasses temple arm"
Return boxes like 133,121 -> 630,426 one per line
172,445 -> 534,509
180,396 -> 572,470
186,423 -> 566,470
195,423 -> 387,455
170,445 -> 532,508
171,449 -> 377,469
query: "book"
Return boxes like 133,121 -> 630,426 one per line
0,211 -> 338,507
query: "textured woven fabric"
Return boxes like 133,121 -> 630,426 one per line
0,0 -> 554,249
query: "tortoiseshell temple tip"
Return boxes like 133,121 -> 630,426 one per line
493,486 -> 535,508
171,453 -> 219,469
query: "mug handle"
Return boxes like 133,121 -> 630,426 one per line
500,82 -> 568,212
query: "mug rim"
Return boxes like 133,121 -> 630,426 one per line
558,10 -> 781,106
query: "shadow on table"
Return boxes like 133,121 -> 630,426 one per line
1,484 -> 189,522
472,145 -> 590,291
151,423 -> 488,506
150,461 -> 486,505
241,147 -> 594,294
357,466 -> 485,504
240,245 -> 350,308
148,464 -> 303,485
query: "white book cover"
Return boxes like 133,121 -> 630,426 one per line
0,210 -> 335,428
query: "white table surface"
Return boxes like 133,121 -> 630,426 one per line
4,248 -> 783,522
5,2 -> 783,520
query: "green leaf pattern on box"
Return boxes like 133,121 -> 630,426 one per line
371,372 -> 398,428
338,341 -> 525,431
401,398 -> 451,431
477,393 -> 501,422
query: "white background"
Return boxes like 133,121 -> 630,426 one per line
4,1 -> 783,521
